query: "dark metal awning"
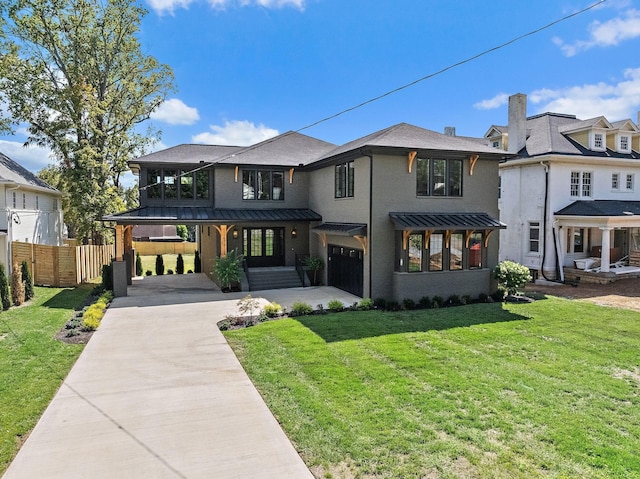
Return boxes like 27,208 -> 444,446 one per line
103,206 -> 322,225
311,222 -> 367,236
389,212 -> 505,230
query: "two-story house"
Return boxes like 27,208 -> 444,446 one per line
0,151 -> 64,272
107,123 -> 509,301
493,93 -> 640,282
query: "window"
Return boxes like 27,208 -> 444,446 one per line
570,171 -> 592,197
492,140 -> 500,148
450,233 -> 463,270
408,233 -> 423,272
416,158 -> 463,197
566,228 -> 587,254
243,170 -> 284,200
180,170 -> 194,199
429,233 -> 443,271
12,192 -> 16,208
620,135 -> 630,152
196,171 -> 210,200
36,196 -> 39,210
22,193 -> 26,209
147,169 -> 161,199
593,132 -> 604,150
612,173 -> 619,190
469,232 -> 483,269
627,174 -> 634,190
164,169 -> 177,199
335,161 -> 354,198
529,222 -> 540,253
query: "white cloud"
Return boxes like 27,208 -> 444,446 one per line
192,120 -> 279,145
0,140 -> 54,173
529,67 -> 640,120
148,0 -> 303,15
554,8 -> 640,57
473,93 -> 509,110
150,98 -> 200,125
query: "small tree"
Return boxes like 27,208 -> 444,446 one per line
135,252 -> 143,276
0,264 -> 11,310
11,263 -> 25,306
304,256 -> 324,286
101,263 -> 113,291
494,260 -> 532,297
176,225 -> 188,241
213,249 -> 243,291
176,253 -> 184,274
155,255 -> 165,276
21,260 -> 34,301
194,250 -> 201,273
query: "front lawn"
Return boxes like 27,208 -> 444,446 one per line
0,285 -> 92,474
225,297 -> 640,478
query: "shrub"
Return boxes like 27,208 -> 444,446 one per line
0,264 -> 11,310
494,260 -> 532,296
374,298 -> 387,310
461,295 -> 471,305
402,298 -> 416,310
290,301 -> 313,316
446,295 -> 461,307
135,252 -> 143,276
418,296 -> 432,309
316,304 -> 326,314
21,260 -> 34,301
237,295 -> 261,319
194,250 -> 201,273
327,299 -> 344,311
145,270 -> 152,276
11,263 -> 25,306
263,302 -> 282,318
187,270 -> 193,274
217,318 -> 231,331
386,300 -> 401,311
431,296 -> 443,308
155,255 -> 164,275
358,298 -> 374,310
176,254 -> 184,275
81,316 -> 101,331
167,269 -> 174,275
214,249 -> 243,290
176,224 -> 188,241
101,263 -> 113,291
478,292 -> 489,303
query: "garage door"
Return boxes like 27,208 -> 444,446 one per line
328,245 -> 363,297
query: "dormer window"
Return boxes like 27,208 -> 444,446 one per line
592,132 -> 604,151
619,135 -> 630,153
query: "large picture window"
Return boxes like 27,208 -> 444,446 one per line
145,168 -> 210,201
243,170 -> 285,200
400,230 -> 485,273
335,161 -> 354,198
570,171 -> 592,198
416,158 -> 463,197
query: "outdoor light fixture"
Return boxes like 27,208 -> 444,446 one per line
291,227 -> 298,239
232,229 -> 239,239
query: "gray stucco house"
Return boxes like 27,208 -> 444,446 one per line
106,123 -> 509,301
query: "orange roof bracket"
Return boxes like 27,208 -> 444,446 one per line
289,167 -> 295,184
483,229 -> 495,248
464,230 -> 475,248
234,166 -> 239,182
212,224 -> 235,257
402,230 -> 412,250
319,232 -> 327,248
445,230 -> 452,249
408,151 -> 417,173
469,154 -> 479,176
424,230 -> 432,248
354,235 -> 368,255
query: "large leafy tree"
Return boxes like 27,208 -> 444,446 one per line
0,0 -> 173,242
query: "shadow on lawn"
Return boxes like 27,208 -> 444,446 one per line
42,286 -> 92,310
296,302 -> 531,342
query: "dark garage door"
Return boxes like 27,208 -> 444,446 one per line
328,245 -> 363,297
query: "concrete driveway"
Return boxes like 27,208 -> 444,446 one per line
3,275 -> 359,479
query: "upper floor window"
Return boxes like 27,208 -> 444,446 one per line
619,135 -> 630,153
242,170 -> 284,200
612,173 -> 619,190
335,161 -> 354,198
146,168 -> 210,200
22,193 -> 26,209
627,174 -> 634,191
36,196 -> 39,210
12,192 -> 16,208
416,158 -> 462,197
592,132 -> 604,151
570,171 -> 592,197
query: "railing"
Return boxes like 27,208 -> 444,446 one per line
295,253 -> 310,287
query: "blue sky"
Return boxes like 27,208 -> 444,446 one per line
2,0 -> 640,183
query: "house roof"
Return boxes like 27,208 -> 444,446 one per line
318,123 -> 509,163
217,131 -> 337,167
0,151 -> 58,193
104,206 -> 322,224
557,116 -> 612,134
311,222 -> 367,236
555,200 -> 640,217
131,144 -> 243,166
389,212 -> 505,230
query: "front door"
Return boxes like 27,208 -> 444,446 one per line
243,227 -> 285,267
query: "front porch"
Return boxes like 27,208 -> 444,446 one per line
563,264 -> 640,284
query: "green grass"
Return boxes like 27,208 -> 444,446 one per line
225,297 -> 640,478
139,254 -> 195,275
0,285 -> 92,474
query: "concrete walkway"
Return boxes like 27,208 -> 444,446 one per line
3,275 -> 359,478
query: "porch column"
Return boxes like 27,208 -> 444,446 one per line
600,227 -> 612,273
115,224 -> 124,261
212,225 -> 235,257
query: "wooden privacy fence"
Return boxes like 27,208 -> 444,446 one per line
133,241 -> 197,256
12,242 -> 115,287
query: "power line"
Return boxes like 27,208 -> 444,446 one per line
140,0 -> 605,191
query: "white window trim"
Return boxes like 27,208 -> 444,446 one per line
528,221 -> 541,255
590,130 -> 606,152
611,172 -> 620,190
571,171 -> 593,198
626,173 -> 634,191
617,134 -> 631,153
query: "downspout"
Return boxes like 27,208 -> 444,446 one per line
540,161 -> 563,283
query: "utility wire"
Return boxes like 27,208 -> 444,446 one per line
139,0 -> 605,192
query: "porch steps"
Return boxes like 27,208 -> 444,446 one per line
247,267 -> 304,291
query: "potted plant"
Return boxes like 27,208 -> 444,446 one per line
213,249 -> 243,292
304,255 -> 324,286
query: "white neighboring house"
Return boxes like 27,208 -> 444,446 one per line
490,93 -> 640,280
0,151 -> 64,272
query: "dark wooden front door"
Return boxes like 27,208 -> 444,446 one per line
328,244 -> 363,297
243,228 -> 285,267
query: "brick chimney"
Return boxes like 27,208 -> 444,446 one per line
508,93 -> 527,154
